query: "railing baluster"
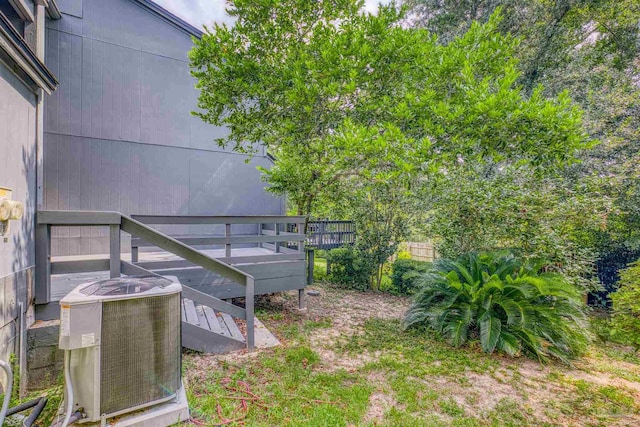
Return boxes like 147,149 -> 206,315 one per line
225,223 -> 231,257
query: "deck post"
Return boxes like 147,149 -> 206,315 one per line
225,223 -> 231,257
110,224 -> 121,278
35,223 -> 51,304
245,276 -> 255,350
307,248 -> 315,285
274,223 -> 279,253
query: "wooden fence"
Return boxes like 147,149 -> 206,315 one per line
405,241 -> 437,262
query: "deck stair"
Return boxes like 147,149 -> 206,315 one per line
181,297 -> 247,353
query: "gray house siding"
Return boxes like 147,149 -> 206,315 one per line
44,0 -> 284,255
0,61 -> 36,365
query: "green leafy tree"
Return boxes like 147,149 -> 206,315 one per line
191,2 -> 591,288
405,0 -> 640,275
610,261 -> 640,351
422,161 -> 607,293
404,0 -> 639,93
405,252 -> 590,363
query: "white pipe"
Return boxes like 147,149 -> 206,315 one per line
0,359 -> 13,425
18,301 -> 25,395
60,351 -> 74,427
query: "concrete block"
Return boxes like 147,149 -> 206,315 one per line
27,345 -> 63,370
26,320 -> 63,390
26,365 -> 63,391
27,320 -> 60,350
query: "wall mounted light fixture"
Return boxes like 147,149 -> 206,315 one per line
0,187 -> 24,236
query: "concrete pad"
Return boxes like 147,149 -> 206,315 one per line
76,386 -> 190,426
253,317 -> 280,349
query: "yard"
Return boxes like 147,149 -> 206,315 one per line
184,284 -> 640,427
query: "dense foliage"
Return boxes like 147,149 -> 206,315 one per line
422,163 -> 605,293
191,1 -> 592,289
405,0 -> 640,293
391,259 -> 431,295
610,262 -> 640,351
405,252 -> 589,363
324,247 -> 372,291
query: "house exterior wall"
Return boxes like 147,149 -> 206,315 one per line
0,59 -> 37,369
43,0 -> 284,255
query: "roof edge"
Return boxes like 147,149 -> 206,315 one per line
132,0 -> 204,39
45,0 -> 62,20
0,11 -> 58,93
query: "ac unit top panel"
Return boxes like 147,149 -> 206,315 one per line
60,275 -> 181,306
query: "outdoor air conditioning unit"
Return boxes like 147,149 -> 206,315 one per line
58,276 -> 189,426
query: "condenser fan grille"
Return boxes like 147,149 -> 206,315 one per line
100,294 -> 181,416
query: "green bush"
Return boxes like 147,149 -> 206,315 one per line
391,259 -> 432,295
610,261 -> 640,351
312,256 -> 328,282
405,251 -> 589,363
325,247 -> 372,291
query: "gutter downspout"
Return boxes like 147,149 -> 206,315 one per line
24,0 -> 48,395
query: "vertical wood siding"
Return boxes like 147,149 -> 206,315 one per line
44,0 -> 284,255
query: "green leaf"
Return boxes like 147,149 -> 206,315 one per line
479,311 -> 502,353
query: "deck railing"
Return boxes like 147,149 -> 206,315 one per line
130,215 -> 306,259
130,214 -> 308,308
35,210 -> 259,350
304,220 -> 355,250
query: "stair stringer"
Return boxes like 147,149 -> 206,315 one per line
182,322 -> 246,353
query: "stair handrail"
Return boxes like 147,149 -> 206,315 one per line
36,210 -> 255,350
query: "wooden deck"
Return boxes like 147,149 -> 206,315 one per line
37,211 -> 306,353
49,247 -> 278,300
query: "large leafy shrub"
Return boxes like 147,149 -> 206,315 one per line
405,252 -> 589,363
610,261 -> 640,351
391,259 -> 432,295
325,247 -> 372,291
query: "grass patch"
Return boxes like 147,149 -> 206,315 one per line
339,318 -> 498,378
186,346 -> 371,426
186,285 -> 640,426
545,375 -> 640,425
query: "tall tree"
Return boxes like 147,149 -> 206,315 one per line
405,0 -> 640,254
190,1 -> 591,287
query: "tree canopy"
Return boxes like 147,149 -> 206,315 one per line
190,0 -> 597,288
